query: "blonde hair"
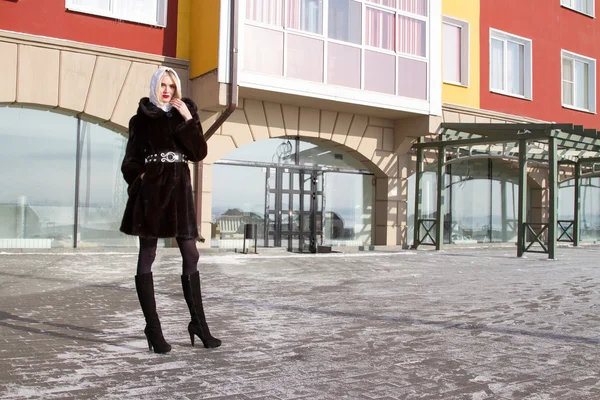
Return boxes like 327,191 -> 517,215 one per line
154,70 -> 182,103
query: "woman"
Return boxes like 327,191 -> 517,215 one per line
120,67 -> 221,354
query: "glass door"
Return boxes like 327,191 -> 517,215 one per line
265,167 -> 323,252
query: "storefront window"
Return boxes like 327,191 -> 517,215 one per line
0,107 -> 77,248
323,172 -> 374,246
211,164 -> 267,248
559,177 -> 600,242
77,121 -> 132,247
214,137 -> 374,250
221,138 -> 297,164
407,159 -> 523,246
0,106 -> 133,248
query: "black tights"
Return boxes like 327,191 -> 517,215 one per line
137,237 -> 199,276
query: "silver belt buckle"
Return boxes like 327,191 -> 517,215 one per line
161,151 -> 179,163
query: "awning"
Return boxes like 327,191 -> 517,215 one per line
414,123 -> 600,166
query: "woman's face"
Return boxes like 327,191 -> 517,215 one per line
158,73 -> 177,104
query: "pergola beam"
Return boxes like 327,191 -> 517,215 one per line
412,122 -> 600,259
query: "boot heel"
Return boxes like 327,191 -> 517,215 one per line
145,335 -> 153,351
188,327 -> 196,347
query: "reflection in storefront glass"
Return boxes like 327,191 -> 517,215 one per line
323,173 -> 374,246
0,107 -> 77,248
0,106 -> 138,248
407,160 -> 523,246
211,164 -> 267,248
221,136 -> 369,170
77,121 -> 133,247
221,138 -> 296,164
559,177 -> 600,242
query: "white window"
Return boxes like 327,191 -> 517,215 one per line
442,16 -> 469,86
489,29 -> 532,99
65,0 -> 168,27
561,0 -> 594,17
287,0 -> 323,34
328,0 -> 362,44
562,50 -> 596,113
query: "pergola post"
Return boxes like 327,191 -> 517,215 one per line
574,161 -> 581,246
548,137 -> 558,259
435,146 -> 446,250
412,142 -> 424,249
517,139 -> 528,257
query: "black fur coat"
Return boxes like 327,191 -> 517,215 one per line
120,97 -> 207,239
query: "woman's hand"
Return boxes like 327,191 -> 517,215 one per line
170,98 -> 193,121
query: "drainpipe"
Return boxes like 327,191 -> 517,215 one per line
196,0 -> 238,242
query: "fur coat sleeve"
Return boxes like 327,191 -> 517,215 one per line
172,99 -> 208,162
121,115 -> 146,186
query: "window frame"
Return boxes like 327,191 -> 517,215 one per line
561,49 -> 597,114
560,0 -> 595,18
65,0 -> 168,27
241,0 -> 432,101
442,16 -> 469,87
489,28 -> 533,100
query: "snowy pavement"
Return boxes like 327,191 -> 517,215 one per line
0,246 -> 599,399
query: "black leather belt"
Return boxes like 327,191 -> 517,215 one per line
145,151 -> 188,164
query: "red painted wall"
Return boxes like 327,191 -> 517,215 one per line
0,0 -> 178,57
481,0 -> 600,129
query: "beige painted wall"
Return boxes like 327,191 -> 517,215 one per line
196,97 -> 410,247
0,30 -> 189,131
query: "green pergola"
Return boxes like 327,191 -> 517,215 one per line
412,122 -> 600,259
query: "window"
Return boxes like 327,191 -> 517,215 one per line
328,0 -> 362,44
365,7 -> 395,51
561,0 -> 594,17
65,0 -> 168,27
397,14 -> 426,56
246,0 -> 283,26
562,50 -> 596,113
242,0 -> 430,99
442,16 -> 469,86
287,0 -> 323,34
490,29 -> 532,99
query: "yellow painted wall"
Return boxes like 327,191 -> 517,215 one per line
442,0 -> 480,108
183,0 -> 220,79
176,0 -> 191,60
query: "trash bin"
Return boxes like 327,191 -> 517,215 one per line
243,223 -> 257,254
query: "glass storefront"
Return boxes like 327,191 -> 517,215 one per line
559,176 -> 600,242
408,158 -> 600,246
211,137 -> 375,250
407,158 -> 526,246
0,106 -> 133,248
323,172 -> 373,246
211,164 -> 267,249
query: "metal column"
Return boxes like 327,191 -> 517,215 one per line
517,139 -> 528,257
412,143 -> 424,248
548,137 -> 557,259
435,146 -> 446,250
574,162 -> 581,246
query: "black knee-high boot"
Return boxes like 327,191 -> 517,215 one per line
135,273 -> 172,354
181,271 -> 221,348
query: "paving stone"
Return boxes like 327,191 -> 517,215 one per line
1,247 -> 599,399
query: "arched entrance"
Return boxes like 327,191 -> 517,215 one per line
199,98 -> 406,250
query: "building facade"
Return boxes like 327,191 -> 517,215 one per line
438,0 -> 600,246
0,0 -> 190,248
2,0 -> 599,250
196,0 -> 443,251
